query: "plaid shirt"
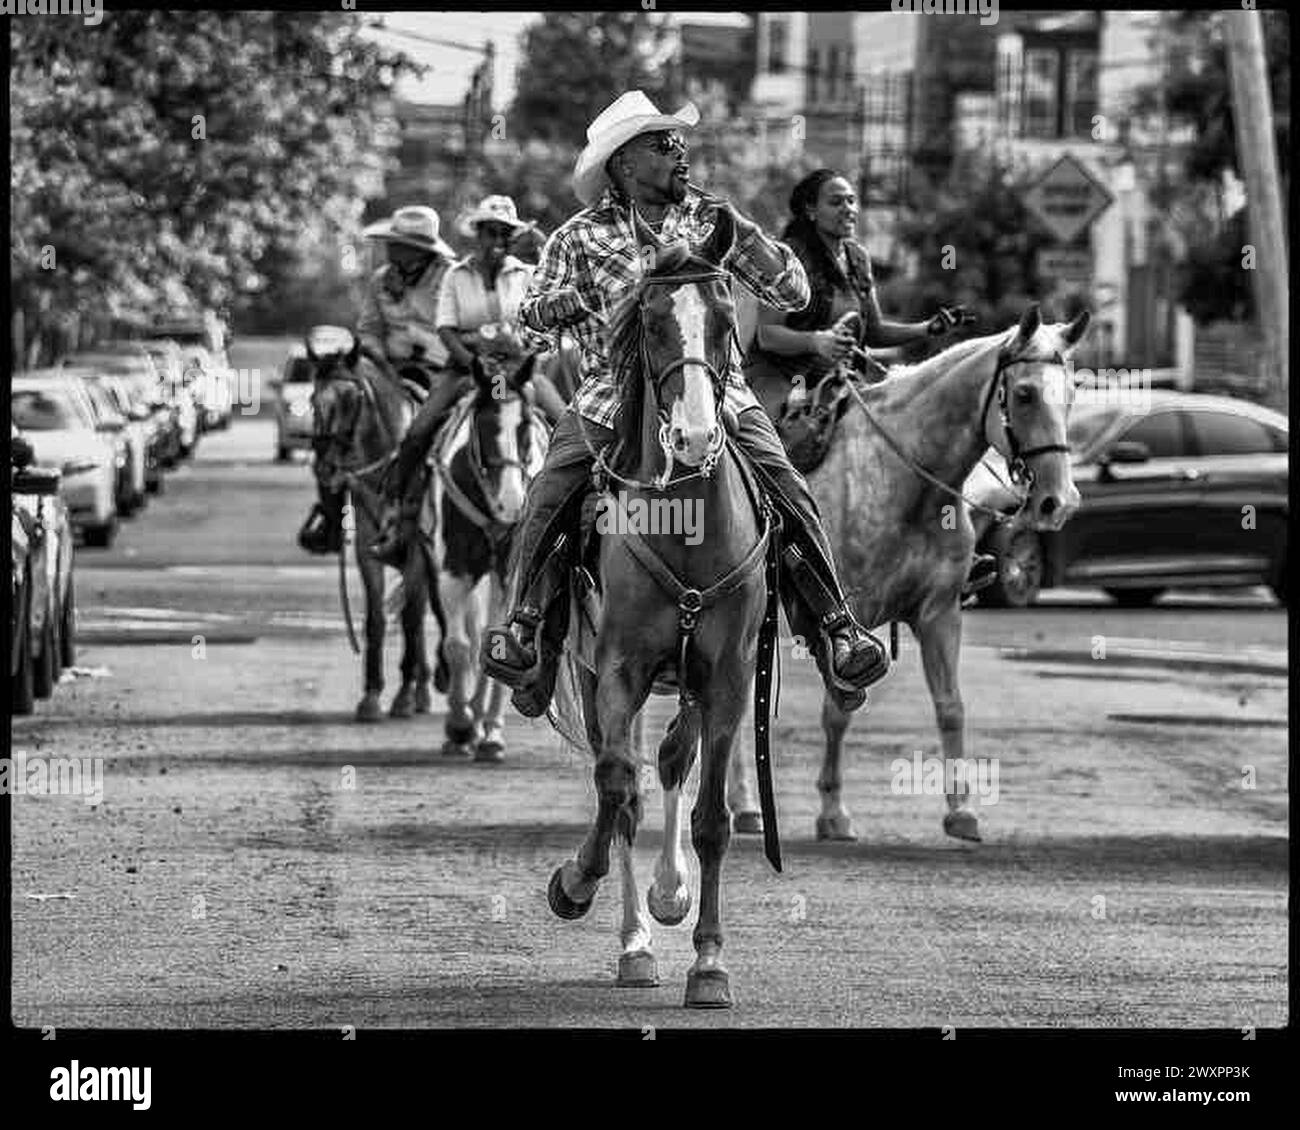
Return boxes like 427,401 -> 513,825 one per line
519,186 -> 810,427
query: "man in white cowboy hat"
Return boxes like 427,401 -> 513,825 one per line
300,205 -> 456,557
369,194 -> 567,567
480,90 -> 891,718
357,204 -> 456,375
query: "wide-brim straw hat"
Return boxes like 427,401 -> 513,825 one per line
362,205 -> 455,258
572,90 -> 699,207
456,194 -> 532,239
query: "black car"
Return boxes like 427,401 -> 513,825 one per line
975,391 -> 1288,607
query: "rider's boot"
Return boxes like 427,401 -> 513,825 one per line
299,483 -> 345,555
481,533 -> 573,718
782,542 -> 890,711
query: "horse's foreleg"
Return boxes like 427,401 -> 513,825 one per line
437,573 -> 480,754
391,553 -> 431,716
473,575 -> 508,761
915,604 -> 980,842
615,835 -> 658,987
354,533 -> 386,722
685,695 -> 743,1009
726,687 -> 763,833
815,691 -> 856,840
647,779 -> 693,927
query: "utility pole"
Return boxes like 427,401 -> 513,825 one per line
1223,7 -> 1288,412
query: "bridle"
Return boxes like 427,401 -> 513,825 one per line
314,358 -> 403,490
979,346 -> 1073,487
584,268 -> 732,493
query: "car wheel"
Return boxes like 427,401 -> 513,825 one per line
276,442 -> 291,463
34,615 -> 57,699
61,576 -> 76,668
84,517 -> 118,549
980,526 -> 1044,608
1105,588 -> 1165,608
12,571 -> 34,715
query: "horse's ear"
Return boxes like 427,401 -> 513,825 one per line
509,353 -> 537,392
1061,308 -> 1091,349
693,204 -> 735,267
1011,303 -> 1042,350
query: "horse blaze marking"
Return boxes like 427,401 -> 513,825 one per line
669,287 -> 716,448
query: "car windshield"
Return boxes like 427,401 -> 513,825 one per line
69,354 -> 154,380
1068,408 -> 1119,454
12,388 -> 87,431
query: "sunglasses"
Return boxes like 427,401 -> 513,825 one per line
643,132 -> 688,157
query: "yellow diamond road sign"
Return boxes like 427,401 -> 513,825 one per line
1022,154 -> 1115,244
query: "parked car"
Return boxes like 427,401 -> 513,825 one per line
972,391 -> 1289,607
141,339 -> 199,459
270,346 -> 318,461
11,373 -> 119,548
71,368 -> 146,518
11,432 -> 74,712
182,345 -> 233,431
65,346 -> 173,490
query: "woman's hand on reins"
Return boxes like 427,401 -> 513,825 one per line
810,327 -> 856,363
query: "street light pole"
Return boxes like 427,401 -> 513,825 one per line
1223,8 -> 1288,411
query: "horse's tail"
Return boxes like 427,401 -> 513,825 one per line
547,650 -> 593,759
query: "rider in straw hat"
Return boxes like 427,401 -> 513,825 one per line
300,205 -> 455,557
479,90 -> 892,718
368,194 -> 567,568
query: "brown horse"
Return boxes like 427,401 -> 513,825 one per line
545,208 -> 773,1008
728,304 -> 1090,842
311,341 -> 444,721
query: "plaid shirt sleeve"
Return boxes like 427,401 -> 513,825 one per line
724,226 -> 810,315
518,226 -> 605,358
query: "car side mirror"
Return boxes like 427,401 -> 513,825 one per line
1104,440 -> 1150,465
13,466 -> 61,496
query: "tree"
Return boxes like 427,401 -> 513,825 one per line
510,11 -> 676,145
9,13 -> 418,362
1129,10 -> 1289,323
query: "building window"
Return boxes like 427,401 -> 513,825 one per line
1065,49 -> 1098,138
767,17 -> 788,75
1023,48 -> 1059,139
827,45 -> 839,100
997,39 -> 1023,138
808,46 -> 820,102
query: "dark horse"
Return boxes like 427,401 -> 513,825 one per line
427,354 -> 550,760
545,208 -> 773,1009
311,337 -> 445,721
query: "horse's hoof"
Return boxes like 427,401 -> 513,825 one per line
732,810 -> 763,835
684,967 -> 732,1009
355,693 -> 383,723
440,739 -> 474,759
474,737 -> 505,763
815,814 -> 858,841
943,810 -> 982,842
647,881 -> 691,927
389,684 -> 416,718
414,682 -> 433,713
616,949 -> 659,988
547,866 -> 593,921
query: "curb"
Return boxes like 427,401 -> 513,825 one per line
998,646 -> 1288,678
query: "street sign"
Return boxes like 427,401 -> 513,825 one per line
1037,248 -> 1093,290
1022,154 -> 1115,244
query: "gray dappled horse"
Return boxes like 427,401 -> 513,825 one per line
427,358 -> 549,761
728,304 -> 1089,843
546,208 -> 772,1009
311,343 -> 444,721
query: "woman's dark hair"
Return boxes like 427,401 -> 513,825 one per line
779,168 -> 868,334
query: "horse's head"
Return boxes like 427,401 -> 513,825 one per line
986,303 -> 1091,531
609,206 -> 738,479
461,353 -> 546,525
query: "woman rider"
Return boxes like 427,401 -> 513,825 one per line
743,168 -> 997,596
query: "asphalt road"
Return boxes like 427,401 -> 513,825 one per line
11,414 -> 1288,1029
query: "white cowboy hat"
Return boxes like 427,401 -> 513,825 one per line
362,205 -> 455,258
572,91 -> 700,207
456,194 -> 533,239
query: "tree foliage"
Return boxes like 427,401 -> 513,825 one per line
10,12 -> 417,361
510,11 -> 676,145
